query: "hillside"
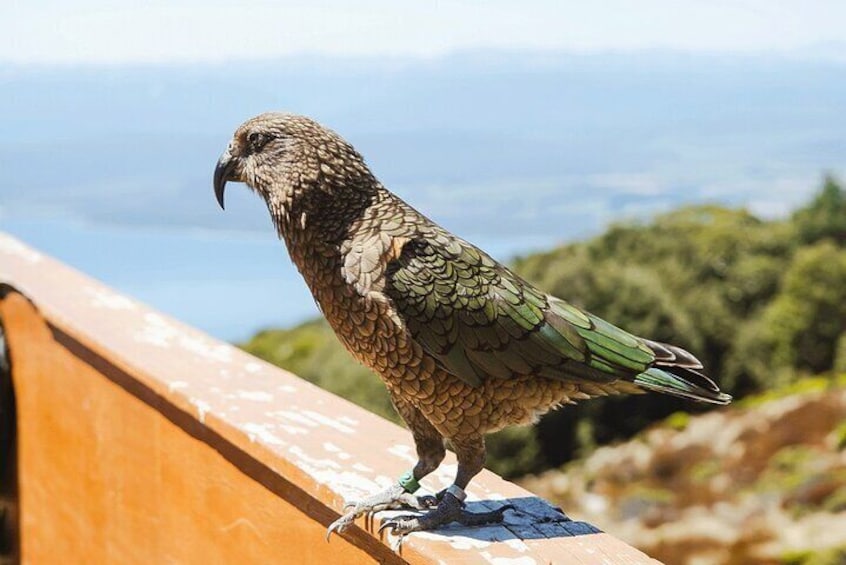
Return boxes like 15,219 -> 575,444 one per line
520,378 -> 846,564
240,176 -> 846,479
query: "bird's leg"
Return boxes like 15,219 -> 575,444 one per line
379,435 -> 513,536
326,400 -> 445,539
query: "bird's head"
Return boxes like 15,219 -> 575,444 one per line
213,113 -> 372,216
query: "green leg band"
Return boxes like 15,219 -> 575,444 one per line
398,470 -> 420,493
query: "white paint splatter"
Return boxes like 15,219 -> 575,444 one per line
323,442 -> 353,460
244,362 -> 264,373
135,312 -> 179,347
288,445 -> 342,470
413,531 -> 493,550
284,446 -> 397,501
278,424 -> 309,435
481,554 -> 537,565
387,443 -> 416,463
301,410 -> 356,434
241,422 -> 286,446
134,312 -> 234,363
268,410 -> 319,427
179,334 -> 234,364
237,390 -> 274,402
85,285 -> 138,311
191,398 -> 211,424
167,380 -> 188,392
502,539 -> 531,553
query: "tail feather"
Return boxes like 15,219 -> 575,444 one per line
643,338 -> 704,369
634,366 -> 732,405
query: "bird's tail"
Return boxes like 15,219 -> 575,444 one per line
633,366 -> 732,405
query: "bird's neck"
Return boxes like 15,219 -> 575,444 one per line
272,180 -> 399,314
271,176 -> 385,255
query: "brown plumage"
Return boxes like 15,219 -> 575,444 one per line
213,112 -> 731,537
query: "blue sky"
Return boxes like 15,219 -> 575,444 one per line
4,1 -> 846,64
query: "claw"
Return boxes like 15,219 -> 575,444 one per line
325,483 -> 438,542
417,494 -> 439,508
379,495 -> 514,536
391,534 -> 407,552
327,486 -> 514,541
326,512 -> 357,541
378,514 -> 420,536
325,520 -> 343,541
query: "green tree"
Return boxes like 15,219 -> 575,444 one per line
792,175 -> 846,245
764,241 -> 846,375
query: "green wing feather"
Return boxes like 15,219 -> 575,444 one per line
384,230 -> 731,405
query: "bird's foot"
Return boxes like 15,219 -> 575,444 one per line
379,486 -> 513,537
326,483 -> 437,540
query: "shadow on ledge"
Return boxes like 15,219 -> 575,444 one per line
374,496 -> 601,544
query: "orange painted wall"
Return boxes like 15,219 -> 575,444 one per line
2,293 -> 396,564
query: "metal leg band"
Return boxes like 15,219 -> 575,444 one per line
446,484 -> 467,502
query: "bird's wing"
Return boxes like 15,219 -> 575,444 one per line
383,231 -> 660,388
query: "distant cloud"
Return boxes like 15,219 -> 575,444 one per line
3,0 -> 846,64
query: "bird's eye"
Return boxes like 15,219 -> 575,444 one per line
247,132 -> 268,150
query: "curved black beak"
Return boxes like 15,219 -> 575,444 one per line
213,150 -> 238,210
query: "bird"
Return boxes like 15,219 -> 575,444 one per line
213,113 -> 732,538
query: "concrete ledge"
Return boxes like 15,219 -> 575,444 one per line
0,232 -> 661,564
